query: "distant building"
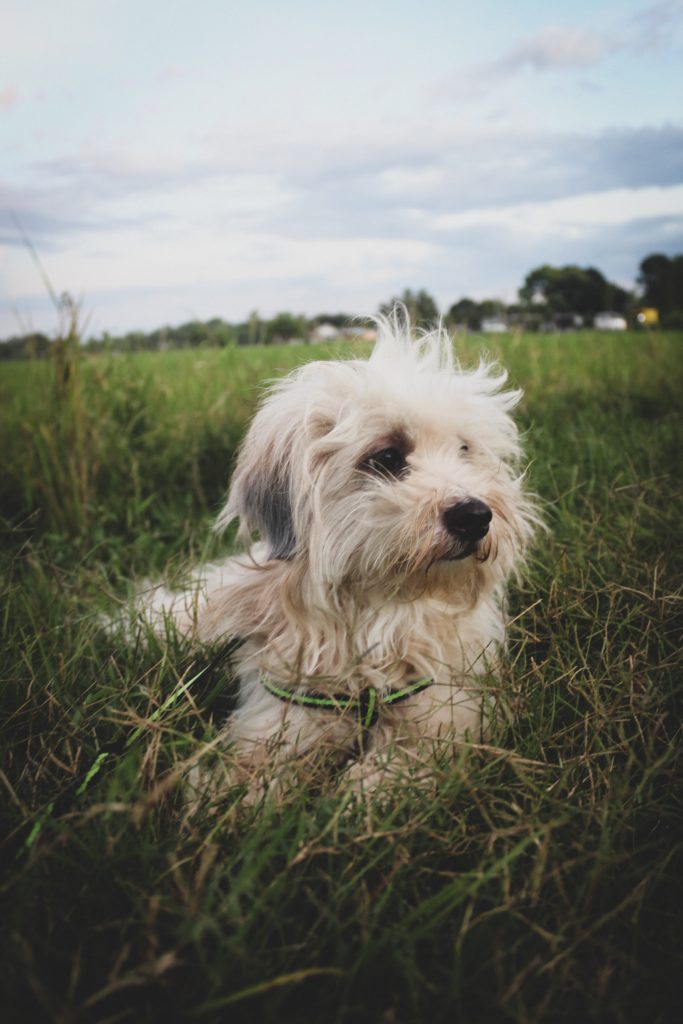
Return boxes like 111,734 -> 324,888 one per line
342,326 -> 378,342
481,318 -> 508,334
309,324 -> 378,343
593,312 -> 628,331
310,323 -> 340,342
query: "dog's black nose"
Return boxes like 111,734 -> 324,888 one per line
443,498 -> 492,540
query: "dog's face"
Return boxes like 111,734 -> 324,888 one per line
219,320 -> 536,601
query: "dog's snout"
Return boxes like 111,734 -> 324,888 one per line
443,498 -> 492,540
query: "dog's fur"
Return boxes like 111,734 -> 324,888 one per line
133,313 -> 539,801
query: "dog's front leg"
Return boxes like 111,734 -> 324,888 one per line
340,739 -> 438,803
187,703 -> 354,810
185,728 -> 304,811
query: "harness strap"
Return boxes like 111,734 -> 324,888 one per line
261,675 -> 433,729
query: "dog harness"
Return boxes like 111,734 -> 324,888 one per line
260,674 -> 434,729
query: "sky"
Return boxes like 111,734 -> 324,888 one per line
1,0 -> 682,337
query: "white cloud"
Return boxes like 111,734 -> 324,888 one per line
2,225 -> 436,307
435,2 -> 683,103
494,27 -> 607,73
433,184 -> 683,239
623,0 -> 683,54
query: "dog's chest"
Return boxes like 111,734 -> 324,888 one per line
247,594 -> 502,690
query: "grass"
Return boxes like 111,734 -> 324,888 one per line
1,330 -> 682,1023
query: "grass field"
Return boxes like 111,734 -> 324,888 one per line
1,330 -> 682,1023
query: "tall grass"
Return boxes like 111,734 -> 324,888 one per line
1,330 -> 682,1023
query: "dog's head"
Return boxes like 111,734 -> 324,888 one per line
217,314 -> 538,601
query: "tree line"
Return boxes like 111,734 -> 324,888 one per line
388,254 -> 682,331
1,252 -> 681,360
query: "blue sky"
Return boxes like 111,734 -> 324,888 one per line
1,0 -> 682,336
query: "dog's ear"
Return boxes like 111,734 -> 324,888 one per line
215,425 -> 298,560
215,362 -> 341,559
235,448 -> 297,560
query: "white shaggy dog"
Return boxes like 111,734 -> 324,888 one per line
135,314 -> 538,802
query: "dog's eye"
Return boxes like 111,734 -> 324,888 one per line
460,442 -> 470,454
365,447 -> 408,479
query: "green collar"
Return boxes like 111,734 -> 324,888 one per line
260,674 -> 434,729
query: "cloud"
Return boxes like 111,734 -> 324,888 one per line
262,123 -> 683,244
436,25 -> 609,101
432,184 -> 683,239
11,208 -> 678,337
3,122 -> 682,259
4,224 -> 436,296
623,0 -> 683,54
436,1 -> 683,101
492,27 -> 606,74
1,230 -> 437,337
432,211 -> 683,308
2,102 -> 682,335
487,2 -> 683,77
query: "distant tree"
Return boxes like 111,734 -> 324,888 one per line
477,299 -> 505,321
505,304 -> 544,331
447,298 -> 480,330
206,318 -> 235,346
246,311 -> 265,346
446,297 -> 509,330
638,254 -> 670,310
670,256 -> 683,324
601,278 -> 632,316
311,313 -> 352,329
264,312 -> 307,344
173,320 -> 208,348
638,253 -> 683,318
380,288 -> 439,325
519,264 -> 630,317
121,330 -> 148,352
0,332 -> 51,360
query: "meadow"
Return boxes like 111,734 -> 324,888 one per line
1,329 -> 681,1023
